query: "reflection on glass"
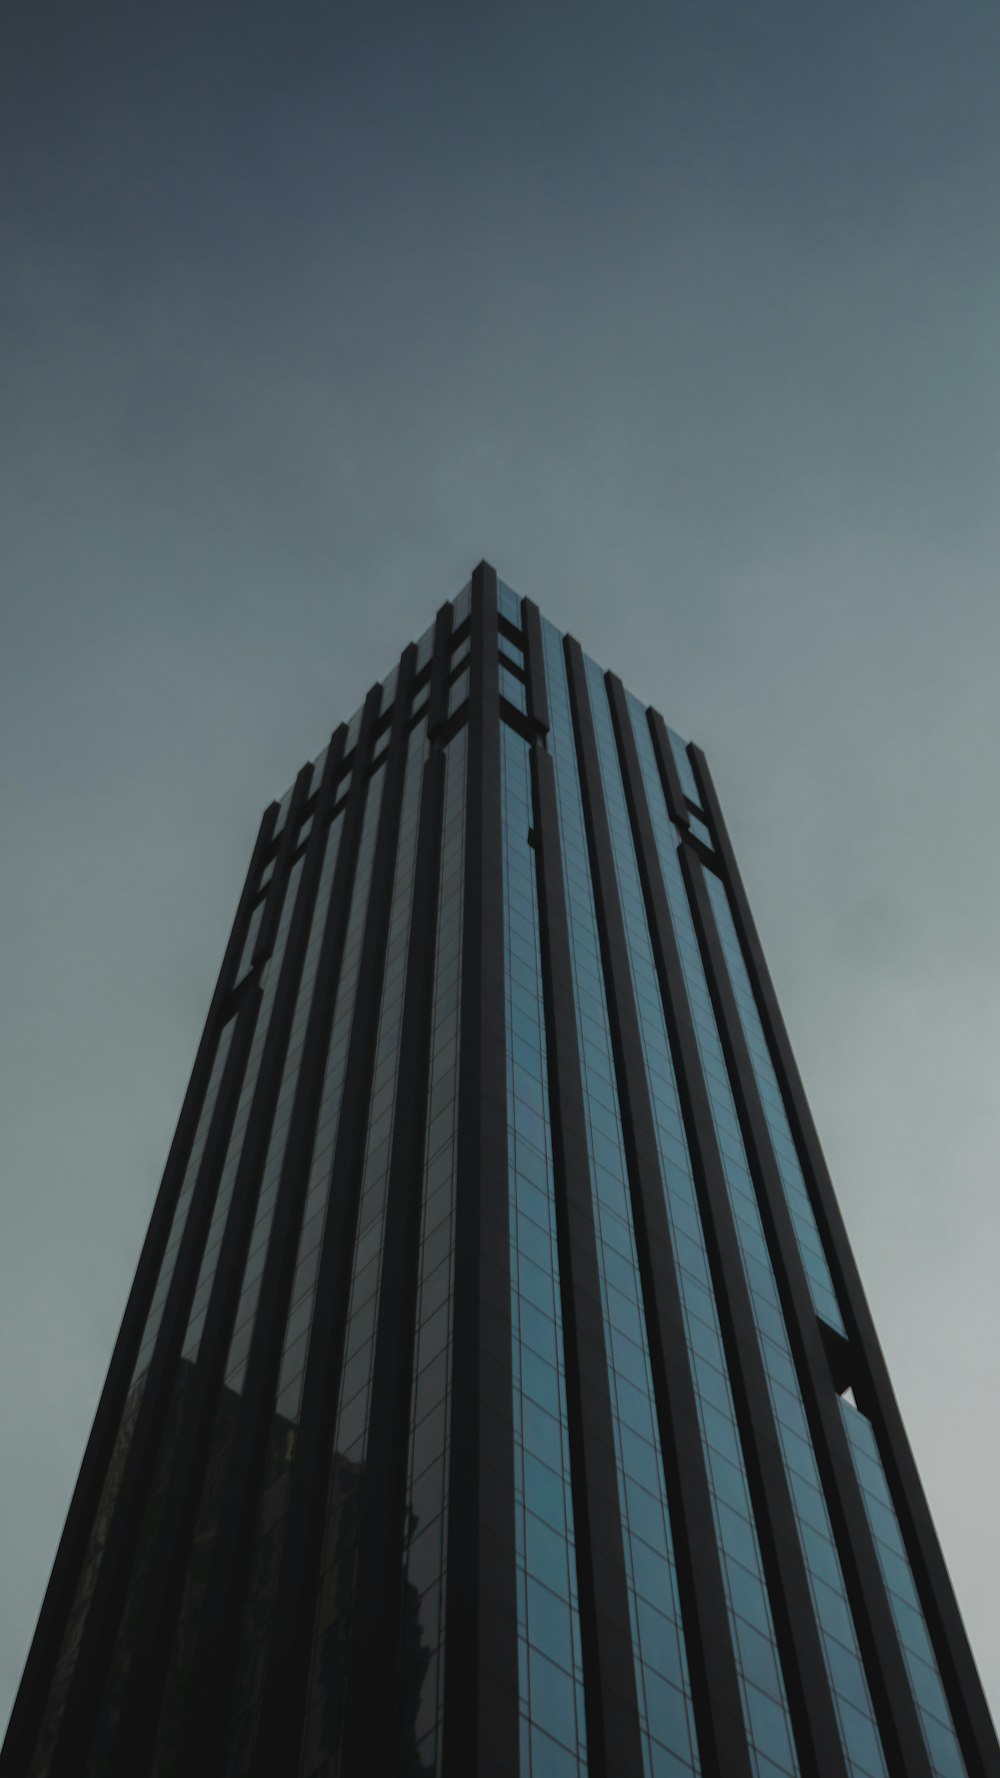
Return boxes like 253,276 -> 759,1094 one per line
396,725 -> 467,1774
501,722 -> 588,1775
542,621 -> 698,1777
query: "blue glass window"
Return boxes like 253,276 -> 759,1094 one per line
396,725 -> 468,1774
626,690 -> 888,1778
841,1403 -> 966,1778
501,722 -> 587,1776
668,728 -> 701,808
542,621 -> 699,1778
701,871 -> 845,1336
584,655 -> 799,1777
216,767 -> 388,1770
501,664 -> 529,715
300,720 -> 428,1771
498,579 -> 523,627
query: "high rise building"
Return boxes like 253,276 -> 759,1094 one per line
3,564 -> 996,1778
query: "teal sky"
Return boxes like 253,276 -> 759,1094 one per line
3,0 -> 1000,1739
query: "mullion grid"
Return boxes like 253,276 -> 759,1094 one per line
25,1144 -> 221,1778
272,779 -> 383,1426
627,694 -> 888,1778
217,773 -> 388,1774
298,719 -> 428,1771
25,869 -> 255,1778
668,729 -> 701,809
394,724 -> 467,1774
584,659 -> 799,1778
701,873 -> 844,1335
542,621 -> 698,1778
416,617 -> 437,672
497,579 -> 522,627
840,1406 -> 967,1778
258,807 -> 345,1415
180,854 -> 306,1368
700,851 -> 964,1770
223,815 -> 344,1397
81,852 -> 309,1766
501,722 -> 588,1778
132,1021 -> 236,1394
501,663 -> 528,714
152,814 -> 348,1737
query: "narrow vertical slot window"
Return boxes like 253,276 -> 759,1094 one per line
542,621 -> 700,1778
395,726 -> 467,1774
585,656 -> 800,1777
502,722 -> 588,1777
627,691 -> 888,1778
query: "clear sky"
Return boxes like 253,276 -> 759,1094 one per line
3,0 -> 999,1743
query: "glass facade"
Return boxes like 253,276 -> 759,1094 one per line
542,621 -> 699,1778
395,723 -> 466,1773
623,692 -> 887,1778
502,718 -> 588,1778
7,566 -> 993,1778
